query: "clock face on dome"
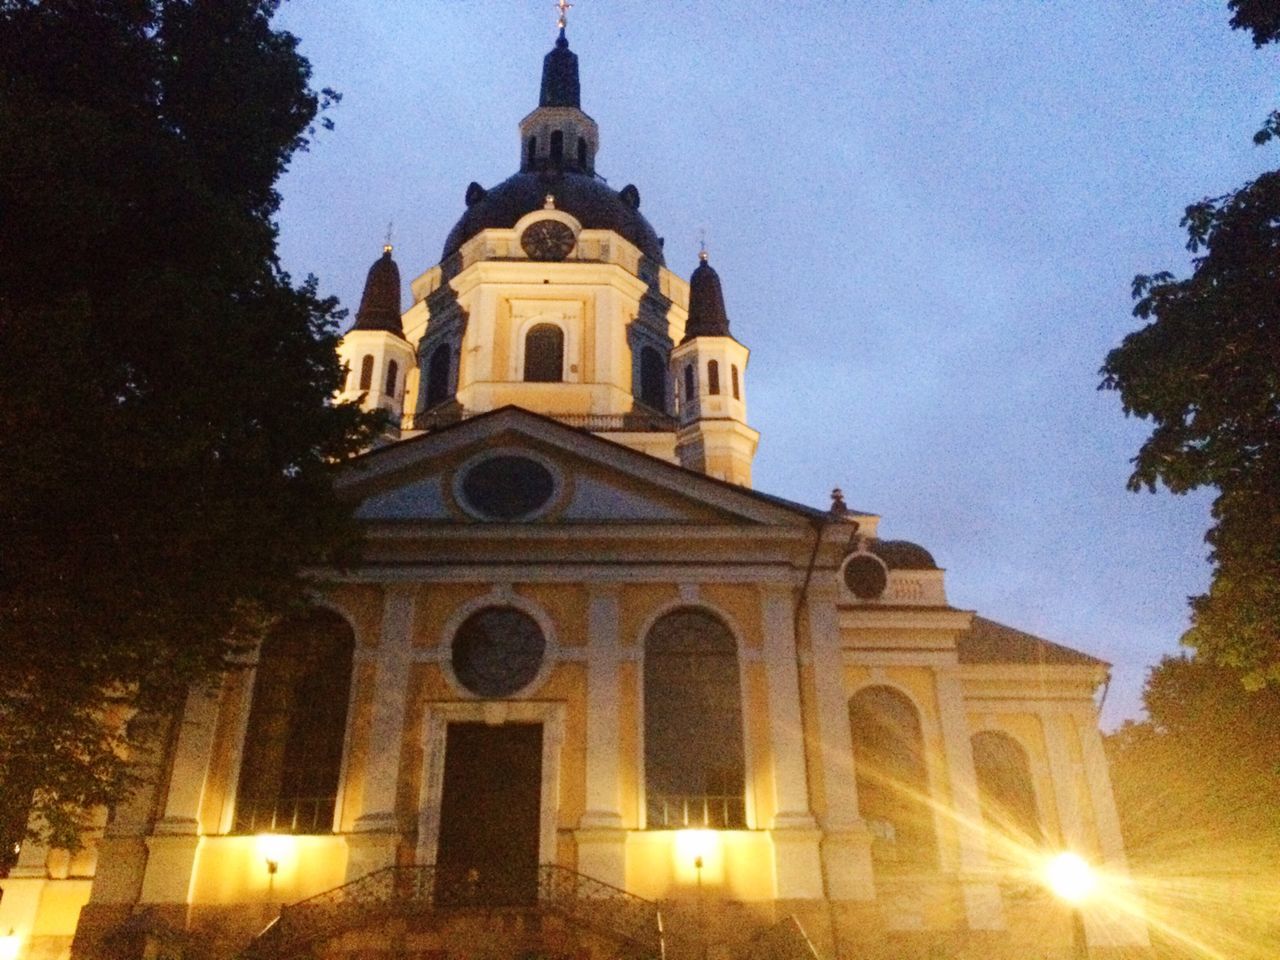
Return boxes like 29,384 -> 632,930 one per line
521,219 -> 576,261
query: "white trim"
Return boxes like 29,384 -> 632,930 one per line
510,307 -> 581,384
415,701 -> 566,867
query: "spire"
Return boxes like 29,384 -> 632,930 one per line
540,26 -> 581,107
352,246 -> 404,336
683,251 -> 732,341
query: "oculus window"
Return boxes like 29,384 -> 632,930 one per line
644,609 -> 746,829
459,455 -> 556,520
234,609 -> 354,834
451,606 -> 547,697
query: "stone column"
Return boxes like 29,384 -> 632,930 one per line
347,586 -> 415,881
804,584 -> 875,901
761,585 -> 824,899
576,586 -> 627,888
1041,712 -> 1085,850
141,683 -> 222,905
933,668 -> 1005,931
1076,713 -> 1152,949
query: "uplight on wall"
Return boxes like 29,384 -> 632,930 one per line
674,829 -> 723,885
256,833 -> 291,878
0,930 -> 23,960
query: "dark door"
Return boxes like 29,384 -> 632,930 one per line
435,722 -> 543,906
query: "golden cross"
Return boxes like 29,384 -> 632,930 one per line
556,0 -> 573,30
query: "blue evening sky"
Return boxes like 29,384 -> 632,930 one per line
272,1 -> 1276,728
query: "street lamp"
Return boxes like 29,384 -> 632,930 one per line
1043,852 -> 1096,958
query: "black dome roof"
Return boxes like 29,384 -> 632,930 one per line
442,171 -> 665,265
684,254 -> 731,341
868,539 -> 938,570
352,247 -> 404,336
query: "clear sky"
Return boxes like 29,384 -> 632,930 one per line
271,1 -> 1275,728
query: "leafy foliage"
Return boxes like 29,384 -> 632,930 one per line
1100,3 -> 1280,687
1106,656 -> 1280,957
0,0 -> 376,850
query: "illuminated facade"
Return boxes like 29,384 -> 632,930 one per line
0,25 -> 1151,960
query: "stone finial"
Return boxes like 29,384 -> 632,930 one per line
830,488 -> 848,518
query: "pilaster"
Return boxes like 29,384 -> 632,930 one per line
804,583 -> 875,901
348,585 -> 416,883
933,668 -> 1005,931
576,586 -> 627,888
153,684 -> 222,836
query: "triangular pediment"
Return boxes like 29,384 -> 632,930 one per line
336,407 -> 828,528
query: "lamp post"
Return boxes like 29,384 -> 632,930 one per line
1043,852 -> 1096,959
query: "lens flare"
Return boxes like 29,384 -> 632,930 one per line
1045,852 -> 1097,904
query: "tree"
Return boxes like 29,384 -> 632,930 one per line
1100,1 -> 1280,688
0,0 -> 375,852
1106,656 -> 1280,958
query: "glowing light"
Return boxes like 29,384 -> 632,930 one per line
1045,852 -> 1098,904
674,830 -> 723,884
256,832 -> 291,875
0,931 -> 23,960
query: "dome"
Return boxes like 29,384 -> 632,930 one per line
868,539 -> 938,570
442,171 -> 665,265
352,247 -> 404,336
683,253 -> 731,341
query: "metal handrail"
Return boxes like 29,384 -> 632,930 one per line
239,863 -> 664,960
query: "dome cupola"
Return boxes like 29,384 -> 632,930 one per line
540,29 -> 581,108
352,245 -> 405,337
684,251 -> 732,341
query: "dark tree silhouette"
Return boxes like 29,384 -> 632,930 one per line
1101,1 -> 1280,688
0,0 -> 375,850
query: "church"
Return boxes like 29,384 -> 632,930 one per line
0,19 -> 1151,960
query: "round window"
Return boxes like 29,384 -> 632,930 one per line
451,606 -> 547,697
460,455 -> 555,520
843,553 -> 888,600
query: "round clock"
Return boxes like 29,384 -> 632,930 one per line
521,219 -> 576,261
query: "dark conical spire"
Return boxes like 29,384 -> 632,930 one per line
352,246 -> 404,336
683,251 -> 732,341
540,28 -> 581,108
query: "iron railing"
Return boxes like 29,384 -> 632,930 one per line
410,407 -> 677,434
240,864 -> 664,960
646,793 -> 746,830
232,796 -> 335,835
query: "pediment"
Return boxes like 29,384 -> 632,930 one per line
337,407 -> 823,528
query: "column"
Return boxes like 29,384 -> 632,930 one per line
933,669 -> 1005,931
576,586 -> 627,888
1076,713 -> 1152,949
347,585 -> 415,881
1041,711 -> 1085,850
761,586 -> 823,899
805,584 -> 875,901
142,683 -> 222,905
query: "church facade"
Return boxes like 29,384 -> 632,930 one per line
0,26 -> 1150,960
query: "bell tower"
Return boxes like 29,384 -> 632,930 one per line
671,252 -> 758,486
337,245 -> 415,434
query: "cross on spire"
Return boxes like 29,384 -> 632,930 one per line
384,220 -> 394,253
556,0 -> 573,31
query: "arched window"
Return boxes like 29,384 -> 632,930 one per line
707,360 -> 720,395
385,359 -> 399,398
639,346 -> 666,411
550,130 -> 564,166
425,343 -> 452,408
683,364 -> 695,402
523,324 -> 564,382
731,365 -> 740,400
527,135 -> 537,167
971,731 -> 1041,848
577,136 -> 588,168
235,609 -> 355,834
644,609 -> 745,829
849,686 -> 936,868
358,354 -> 374,391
